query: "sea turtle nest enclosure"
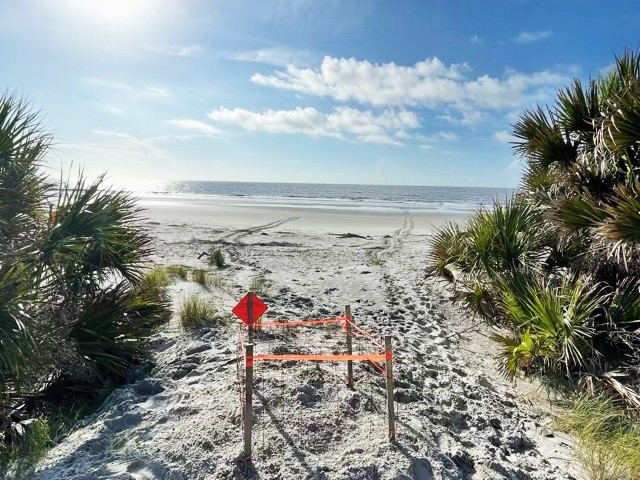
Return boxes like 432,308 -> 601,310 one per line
236,304 -> 397,461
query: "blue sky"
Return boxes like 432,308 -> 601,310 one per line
1,1 -> 638,187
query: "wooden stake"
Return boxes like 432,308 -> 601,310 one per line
247,291 -> 254,344
345,305 -> 354,389
244,343 -> 253,459
384,335 -> 396,441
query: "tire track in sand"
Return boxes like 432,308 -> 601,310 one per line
216,216 -> 300,244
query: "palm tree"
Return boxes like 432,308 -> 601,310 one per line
0,93 -> 170,447
430,49 -> 640,403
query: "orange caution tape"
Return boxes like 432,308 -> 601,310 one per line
370,360 -> 385,375
253,317 -> 345,328
345,319 -> 385,350
248,353 -> 386,362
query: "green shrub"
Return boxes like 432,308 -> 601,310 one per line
428,50 -> 640,407
179,295 -> 218,329
166,264 -> 188,280
209,248 -> 226,269
0,94 -> 169,455
492,272 -> 603,377
69,283 -> 169,378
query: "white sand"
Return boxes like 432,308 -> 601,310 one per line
31,197 -> 582,480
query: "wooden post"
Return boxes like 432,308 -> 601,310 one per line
244,343 -> 253,459
384,335 -> 396,441
247,291 -> 254,344
345,305 -> 354,389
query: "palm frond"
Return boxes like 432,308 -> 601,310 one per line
0,93 -> 51,254
428,222 -> 465,280
555,78 -> 599,142
597,182 -> 640,262
513,106 -> 578,170
496,272 -> 604,374
67,282 -> 167,379
549,191 -> 607,232
40,174 -> 151,294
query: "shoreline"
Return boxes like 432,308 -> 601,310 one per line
138,195 -> 472,235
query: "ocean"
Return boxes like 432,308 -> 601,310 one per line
132,181 -> 515,214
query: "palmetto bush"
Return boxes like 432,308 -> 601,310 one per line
430,50 -> 640,402
0,93 -> 170,448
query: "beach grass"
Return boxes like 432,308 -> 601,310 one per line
365,251 -> 384,266
556,394 -> 640,480
137,267 -> 170,302
191,268 -> 208,285
209,273 -> 227,289
178,294 -> 218,328
166,264 -> 189,280
250,276 -> 271,296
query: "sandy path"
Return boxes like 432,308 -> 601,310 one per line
30,209 -> 582,480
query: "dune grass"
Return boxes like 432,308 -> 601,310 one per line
365,251 -> 384,266
191,268 -> 208,285
0,418 -> 52,477
208,273 -> 227,289
137,267 -> 170,302
250,276 -> 271,296
556,394 -> 640,480
166,264 -> 188,280
178,294 -> 218,329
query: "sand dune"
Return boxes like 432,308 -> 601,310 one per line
32,200 -> 582,479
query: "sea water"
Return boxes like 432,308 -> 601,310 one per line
129,181 -> 515,214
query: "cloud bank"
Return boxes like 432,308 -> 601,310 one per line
208,106 -> 419,145
249,56 -> 567,124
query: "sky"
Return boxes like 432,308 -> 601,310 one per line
1,1 -> 638,188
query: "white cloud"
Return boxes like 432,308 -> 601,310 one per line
147,45 -> 203,57
493,130 -> 517,144
166,119 -> 222,135
146,134 -> 230,144
470,35 -> 481,44
90,130 -> 162,155
436,131 -> 457,141
208,106 -> 420,145
439,109 -> 485,126
514,30 -> 553,44
249,56 -> 567,123
84,78 -> 170,98
98,104 -> 124,115
145,86 -> 169,97
231,47 -> 315,67
85,78 -> 132,92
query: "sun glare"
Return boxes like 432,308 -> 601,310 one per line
67,0 -> 150,24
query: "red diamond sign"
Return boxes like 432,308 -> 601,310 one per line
232,292 -> 268,325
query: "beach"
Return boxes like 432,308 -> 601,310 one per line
32,196 -> 582,479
